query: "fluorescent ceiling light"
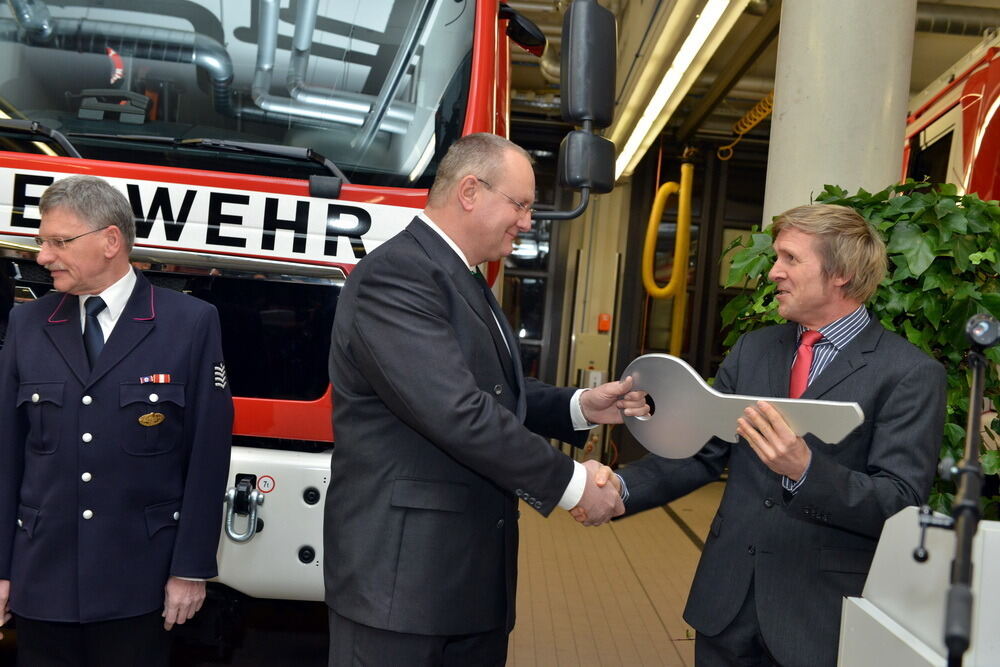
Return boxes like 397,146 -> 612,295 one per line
615,0 -> 741,180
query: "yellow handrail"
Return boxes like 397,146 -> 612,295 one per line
641,162 -> 693,355
0,239 -> 38,253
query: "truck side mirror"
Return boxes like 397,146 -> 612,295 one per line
560,0 -> 615,128
558,131 -> 614,194
537,0 -> 616,220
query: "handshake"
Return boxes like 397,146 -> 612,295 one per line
569,459 -> 623,527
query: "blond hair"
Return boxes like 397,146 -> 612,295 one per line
771,204 -> 887,303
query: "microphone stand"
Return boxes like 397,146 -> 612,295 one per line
913,313 -> 998,667
943,341 -> 985,666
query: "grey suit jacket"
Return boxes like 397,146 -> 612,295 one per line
324,218 -> 586,637
619,319 -> 945,667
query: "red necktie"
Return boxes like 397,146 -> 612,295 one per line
789,330 -> 823,398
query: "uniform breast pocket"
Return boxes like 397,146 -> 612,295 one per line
17,382 -> 64,454
119,383 -> 186,456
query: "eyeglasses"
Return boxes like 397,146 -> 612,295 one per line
34,226 -> 110,250
476,178 -> 533,216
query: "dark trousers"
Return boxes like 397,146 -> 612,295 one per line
328,608 -> 508,667
15,611 -> 170,667
695,580 -> 781,667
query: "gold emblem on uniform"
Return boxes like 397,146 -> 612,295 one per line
139,412 -> 165,427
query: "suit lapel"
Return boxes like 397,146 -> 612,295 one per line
43,293 -> 90,385
406,219 -> 522,394
86,271 -> 156,387
767,324 -> 798,397
801,319 -> 882,399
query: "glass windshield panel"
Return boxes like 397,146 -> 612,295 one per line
0,0 -> 474,187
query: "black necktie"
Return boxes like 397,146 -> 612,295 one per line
83,296 -> 107,368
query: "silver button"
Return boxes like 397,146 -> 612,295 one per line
496,519 -> 504,528
16,519 -> 22,527
81,395 -> 93,405
81,433 -> 93,443
172,512 -> 180,521
149,393 -> 159,403
81,472 -> 92,482
493,385 -> 502,395
82,509 -> 94,520
31,393 -> 39,403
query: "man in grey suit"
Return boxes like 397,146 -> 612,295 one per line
606,204 -> 946,667
325,133 -> 648,666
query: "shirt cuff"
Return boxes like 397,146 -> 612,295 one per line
174,577 -> 206,582
781,466 -> 810,494
570,389 -> 598,430
615,473 -> 629,503
557,460 -> 587,509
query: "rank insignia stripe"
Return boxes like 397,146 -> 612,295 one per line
213,362 -> 228,389
139,412 -> 166,427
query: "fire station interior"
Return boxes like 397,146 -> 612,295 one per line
1,0 -> 999,665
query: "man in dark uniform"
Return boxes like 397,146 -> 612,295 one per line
0,176 -> 233,666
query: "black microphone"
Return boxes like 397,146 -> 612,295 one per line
965,313 -> 1000,348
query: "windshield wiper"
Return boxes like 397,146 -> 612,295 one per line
65,132 -> 349,184
0,119 -> 82,158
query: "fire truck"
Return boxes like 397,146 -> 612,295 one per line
0,0 -> 613,617
904,29 -> 1000,200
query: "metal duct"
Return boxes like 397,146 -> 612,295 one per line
916,2 -> 1000,37
3,0 -> 415,134
283,0 -> 413,129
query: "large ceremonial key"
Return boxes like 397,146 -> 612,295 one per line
621,354 -> 865,459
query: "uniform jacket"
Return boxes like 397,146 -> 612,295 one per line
0,270 -> 233,622
619,320 -> 946,667
325,218 -> 585,637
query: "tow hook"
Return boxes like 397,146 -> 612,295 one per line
224,477 -> 264,543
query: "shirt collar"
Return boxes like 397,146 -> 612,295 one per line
797,305 -> 870,350
80,267 -> 136,322
418,212 -> 475,270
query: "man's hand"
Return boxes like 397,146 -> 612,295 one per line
569,460 -> 624,526
0,579 -> 10,640
580,376 -> 649,425
737,401 -> 811,480
162,577 -> 206,631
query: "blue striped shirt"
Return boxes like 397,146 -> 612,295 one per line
793,305 -> 870,386
783,305 -> 870,492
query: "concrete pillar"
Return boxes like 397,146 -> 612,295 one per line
762,0 -> 917,225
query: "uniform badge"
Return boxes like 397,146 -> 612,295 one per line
214,362 -> 228,389
140,374 -> 171,384
139,412 -> 165,427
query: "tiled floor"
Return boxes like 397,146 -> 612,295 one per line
509,481 -> 725,666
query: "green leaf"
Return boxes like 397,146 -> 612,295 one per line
720,293 -> 750,327
981,293 -> 1000,320
968,248 -> 997,265
934,197 -> 958,219
937,183 -> 959,196
887,221 -> 936,276
983,450 -> 1000,476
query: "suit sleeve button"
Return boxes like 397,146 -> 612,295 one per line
496,519 -> 504,528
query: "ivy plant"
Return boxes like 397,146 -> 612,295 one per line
720,181 -> 1000,517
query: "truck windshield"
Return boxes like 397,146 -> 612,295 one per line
0,0 -> 474,187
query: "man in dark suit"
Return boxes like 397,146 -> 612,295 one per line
0,176 -> 233,666
325,133 -> 648,666
609,204 -> 946,667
